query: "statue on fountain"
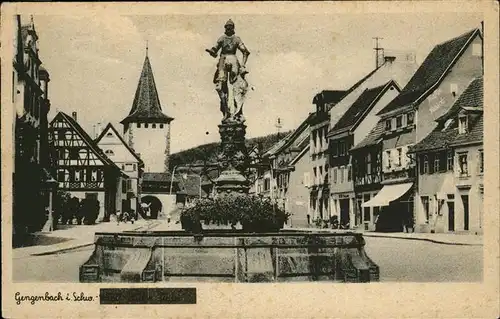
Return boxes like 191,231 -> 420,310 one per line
206,19 -> 250,123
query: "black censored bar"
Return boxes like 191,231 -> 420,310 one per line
99,288 -> 197,305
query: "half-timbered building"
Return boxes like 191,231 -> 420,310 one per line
50,112 -> 125,221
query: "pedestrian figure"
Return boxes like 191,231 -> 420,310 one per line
116,210 -> 122,225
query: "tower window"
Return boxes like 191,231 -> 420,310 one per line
137,123 -> 140,128
160,124 -> 164,129
145,123 -> 149,128
152,124 -> 156,128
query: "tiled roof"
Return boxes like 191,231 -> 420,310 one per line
121,55 -> 174,124
95,123 -> 143,164
350,120 -> 385,151
328,80 -> 397,137
410,78 -> 483,153
378,28 -> 480,115
437,77 -> 483,123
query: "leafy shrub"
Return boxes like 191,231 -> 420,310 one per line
180,195 -> 290,233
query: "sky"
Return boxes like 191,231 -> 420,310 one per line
32,12 -> 482,153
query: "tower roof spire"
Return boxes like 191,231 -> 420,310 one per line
146,39 -> 148,56
121,52 -> 174,125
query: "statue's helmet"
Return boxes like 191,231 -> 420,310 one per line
225,19 -> 235,28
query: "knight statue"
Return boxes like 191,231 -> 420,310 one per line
206,19 -> 250,122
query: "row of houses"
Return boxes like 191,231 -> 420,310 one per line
255,26 -> 484,234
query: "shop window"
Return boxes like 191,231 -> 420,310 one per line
458,152 -> 468,176
421,196 -> 430,222
363,194 -> 371,222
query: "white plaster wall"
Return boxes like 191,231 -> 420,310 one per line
130,124 -> 170,173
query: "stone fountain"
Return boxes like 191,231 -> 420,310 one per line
80,20 -> 380,283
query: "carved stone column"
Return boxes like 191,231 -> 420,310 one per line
214,119 -> 250,196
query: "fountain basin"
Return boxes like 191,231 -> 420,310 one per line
79,230 -> 379,283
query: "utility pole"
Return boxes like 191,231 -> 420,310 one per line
373,37 -> 384,69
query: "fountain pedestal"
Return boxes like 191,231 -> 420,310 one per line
214,119 -> 250,196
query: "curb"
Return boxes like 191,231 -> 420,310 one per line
29,222 -> 158,256
362,234 -> 483,246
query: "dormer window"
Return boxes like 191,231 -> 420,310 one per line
407,111 -> 415,125
385,119 -> 392,131
396,115 -> 403,128
458,115 -> 468,134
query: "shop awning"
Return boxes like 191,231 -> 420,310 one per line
362,183 -> 413,207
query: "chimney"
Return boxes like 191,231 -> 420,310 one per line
72,111 -> 77,121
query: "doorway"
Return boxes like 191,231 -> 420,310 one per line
461,195 -> 469,231
339,199 -> 350,227
447,201 -> 455,231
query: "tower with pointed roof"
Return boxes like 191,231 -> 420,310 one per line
121,49 -> 174,173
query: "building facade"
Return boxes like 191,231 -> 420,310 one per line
410,77 -> 483,233
360,27 -> 483,232
95,123 -> 144,216
12,15 -> 57,242
50,112 -> 126,221
328,81 -> 401,229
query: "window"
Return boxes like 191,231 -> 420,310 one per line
396,148 -> 402,166
386,150 -> 392,169
106,132 -> 113,137
458,115 -> 468,134
91,169 -> 98,181
74,169 -> 82,182
319,166 -> 323,183
366,153 -> 372,174
421,196 -> 430,222
479,150 -> 484,174
347,164 -> 352,181
396,115 -> 403,128
472,43 -> 482,56
447,151 -> 454,171
333,167 -> 338,184
124,163 -> 135,172
152,124 -> 156,128
342,141 -> 347,156
434,154 -> 440,173
57,170 -> 65,181
264,178 -> 270,191
423,155 -> 429,174
145,123 -> 149,128
339,166 -> 344,183
385,119 -> 392,131
332,141 -> 338,157
160,124 -> 164,129
70,149 -> 79,160
137,123 -> 140,128
313,167 -> 317,184
303,172 -> 310,187
105,149 -> 114,156
458,152 -> 468,176
407,112 -> 415,125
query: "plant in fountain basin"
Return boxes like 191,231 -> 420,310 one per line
180,195 -> 290,233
